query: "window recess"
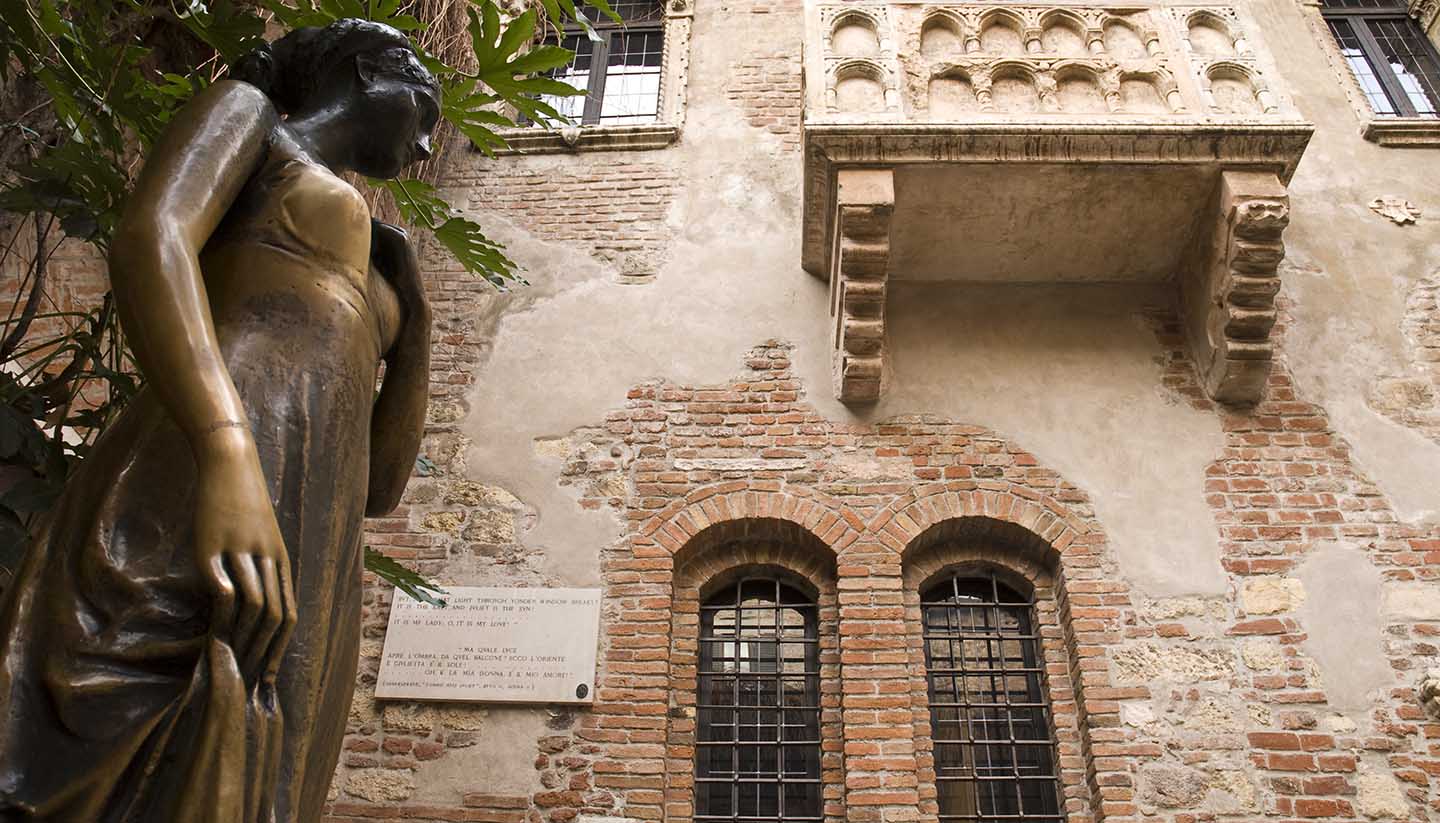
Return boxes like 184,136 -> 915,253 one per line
695,579 -> 824,823
1322,0 -> 1440,119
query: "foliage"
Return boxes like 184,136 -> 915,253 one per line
364,546 -> 448,607
0,0 -> 613,587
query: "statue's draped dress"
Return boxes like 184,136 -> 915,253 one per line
0,157 -> 397,822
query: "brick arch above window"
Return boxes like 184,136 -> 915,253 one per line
871,482 -> 1097,560
639,482 -> 865,559
674,518 -> 840,597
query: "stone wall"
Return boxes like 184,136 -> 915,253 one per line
323,0 -> 1440,814
329,316 -> 1440,821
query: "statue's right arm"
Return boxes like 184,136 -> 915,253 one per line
110,80 -> 272,456
108,79 -> 295,683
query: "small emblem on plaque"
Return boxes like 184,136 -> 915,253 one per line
576,683 -> 589,699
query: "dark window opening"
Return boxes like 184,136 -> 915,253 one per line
1321,0 -> 1440,118
922,573 -> 1063,823
695,578 -> 823,823
538,0 -> 665,125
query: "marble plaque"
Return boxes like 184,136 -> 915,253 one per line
376,586 -> 601,703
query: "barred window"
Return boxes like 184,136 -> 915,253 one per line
922,573 -> 1062,822
696,578 -> 823,823
539,0 -> 665,125
1321,0 -> 1440,118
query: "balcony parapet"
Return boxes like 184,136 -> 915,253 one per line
802,0 -> 1313,404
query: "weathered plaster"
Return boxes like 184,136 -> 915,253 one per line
1248,0 -> 1440,523
1294,542 -> 1392,716
409,710 -> 552,803
435,0 -> 1439,795
457,1 -> 1231,607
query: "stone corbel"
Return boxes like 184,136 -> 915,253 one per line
830,169 -> 894,403
1183,170 -> 1289,404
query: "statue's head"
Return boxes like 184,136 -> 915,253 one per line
231,19 -> 441,178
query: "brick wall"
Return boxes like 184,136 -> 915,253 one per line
723,49 -> 804,151
328,301 -> 1440,822
444,154 -> 681,282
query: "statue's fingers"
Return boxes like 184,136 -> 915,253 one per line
245,555 -> 284,678
227,551 -> 264,668
263,553 -> 298,686
205,554 -> 237,642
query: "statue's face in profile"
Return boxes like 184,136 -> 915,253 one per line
349,51 -> 440,179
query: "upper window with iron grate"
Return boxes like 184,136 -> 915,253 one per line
538,0 -> 666,125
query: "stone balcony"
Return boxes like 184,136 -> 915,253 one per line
800,0 -> 1313,404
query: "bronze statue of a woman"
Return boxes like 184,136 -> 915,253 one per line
0,19 -> 435,822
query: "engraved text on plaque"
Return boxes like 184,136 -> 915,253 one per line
376,586 -> 601,703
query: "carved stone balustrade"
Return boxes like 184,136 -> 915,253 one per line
802,0 -> 1313,404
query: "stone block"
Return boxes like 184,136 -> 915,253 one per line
344,768 -> 416,802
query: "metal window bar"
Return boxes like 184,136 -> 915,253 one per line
922,573 -> 1063,823
696,578 -> 824,823
1321,1 -> 1440,117
536,0 -> 665,125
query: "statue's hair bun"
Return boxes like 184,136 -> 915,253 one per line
227,19 -> 433,115
229,43 -> 279,100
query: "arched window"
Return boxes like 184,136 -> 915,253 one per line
695,578 -> 823,823
922,572 -> 1062,822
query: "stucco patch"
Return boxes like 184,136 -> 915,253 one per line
1295,542 -> 1392,713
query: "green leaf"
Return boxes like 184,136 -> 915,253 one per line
441,77 -> 513,154
364,546 -> 447,607
1,138 -> 130,245
173,0 -> 267,62
584,0 -> 623,26
434,216 -> 523,289
506,45 -> 578,76
373,178 -> 451,229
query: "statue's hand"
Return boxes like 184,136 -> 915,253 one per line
193,431 -> 297,685
370,220 -> 429,314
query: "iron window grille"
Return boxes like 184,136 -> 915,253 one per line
1320,0 -> 1440,118
695,578 -> 824,823
539,0 -> 665,125
922,573 -> 1063,823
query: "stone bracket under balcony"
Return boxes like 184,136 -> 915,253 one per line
802,0 -> 1313,405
